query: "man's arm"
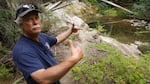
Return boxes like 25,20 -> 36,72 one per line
31,40 -> 83,84
56,24 -> 80,44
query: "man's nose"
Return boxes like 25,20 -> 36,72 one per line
33,18 -> 38,25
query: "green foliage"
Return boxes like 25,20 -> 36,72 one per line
85,0 -> 131,17
85,0 -> 150,19
101,8 -> 131,17
72,43 -> 150,84
138,44 -> 150,54
135,30 -> 150,34
132,0 -> 150,20
39,5 -> 59,31
116,9 -> 130,17
0,64 -> 13,78
103,8 -> 117,17
141,52 -> 150,62
96,23 -> 105,33
85,0 -> 99,6
96,25 -> 104,32
0,42 -> 8,58
0,8 -> 21,48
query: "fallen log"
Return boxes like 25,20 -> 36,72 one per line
101,0 -> 135,15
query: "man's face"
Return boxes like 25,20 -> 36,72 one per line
20,11 -> 42,36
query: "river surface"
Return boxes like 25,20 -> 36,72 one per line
88,16 -> 150,52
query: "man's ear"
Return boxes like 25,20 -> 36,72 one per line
19,23 -> 24,30
19,23 -> 22,28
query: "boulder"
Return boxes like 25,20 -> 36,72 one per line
44,1 -> 141,60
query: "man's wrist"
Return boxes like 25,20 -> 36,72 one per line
67,56 -> 78,65
69,27 -> 73,34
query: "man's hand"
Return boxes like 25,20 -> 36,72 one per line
56,23 -> 82,44
71,24 -> 82,34
69,40 -> 83,63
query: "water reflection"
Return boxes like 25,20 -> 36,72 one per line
88,16 -> 150,44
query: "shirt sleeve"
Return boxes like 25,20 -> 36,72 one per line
47,36 -> 57,47
17,52 -> 45,79
40,33 -> 57,47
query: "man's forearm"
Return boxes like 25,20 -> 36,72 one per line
31,56 -> 78,84
56,28 -> 72,44
44,57 -> 77,82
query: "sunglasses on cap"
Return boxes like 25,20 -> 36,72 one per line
15,4 -> 40,19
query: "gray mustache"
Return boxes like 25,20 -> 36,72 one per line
32,25 -> 40,29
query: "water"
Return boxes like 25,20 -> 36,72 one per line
88,16 -> 150,44
88,16 -> 150,53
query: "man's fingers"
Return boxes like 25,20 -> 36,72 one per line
73,25 -> 83,30
72,23 -> 75,28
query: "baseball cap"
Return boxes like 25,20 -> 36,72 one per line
14,4 -> 41,23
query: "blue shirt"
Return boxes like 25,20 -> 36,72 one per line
13,33 -> 60,84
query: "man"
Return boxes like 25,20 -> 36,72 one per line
13,4 -> 83,84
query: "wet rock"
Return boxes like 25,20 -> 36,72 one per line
123,19 -> 147,27
145,23 -> 150,30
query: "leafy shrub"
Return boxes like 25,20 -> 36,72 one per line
103,8 -> 117,17
39,5 -> 59,33
72,43 -> 150,84
84,0 -> 131,18
138,44 -> 150,54
0,64 -> 13,78
132,0 -> 150,20
0,8 -> 21,48
0,42 -> 8,58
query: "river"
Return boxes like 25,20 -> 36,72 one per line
88,16 -> 150,53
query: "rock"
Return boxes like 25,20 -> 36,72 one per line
44,1 -> 141,61
145,23 -> 150,30
64,1 -> 100,22
44,2 -> 90,35
123,19 -> 147,27
44,0 -> 100,31
72,16 -> 89,29
99,36 -> 141,60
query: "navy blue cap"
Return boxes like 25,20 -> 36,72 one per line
15,4 -> 41,20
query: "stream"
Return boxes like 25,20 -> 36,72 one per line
88,16 -> 150,53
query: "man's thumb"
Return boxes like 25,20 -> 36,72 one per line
69,40 -> 75,49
